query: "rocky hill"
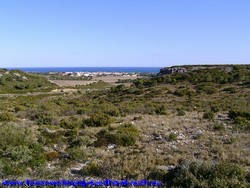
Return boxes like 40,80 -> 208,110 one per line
157,64 -> 248,75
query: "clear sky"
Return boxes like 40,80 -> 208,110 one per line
0,0 -> 250,67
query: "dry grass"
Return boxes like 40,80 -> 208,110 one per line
49,76 -> 140,87
49,80 -> 97,86
93,75 -> 139,83
52,111 -> 249,179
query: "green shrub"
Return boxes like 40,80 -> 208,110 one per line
33,112 -> 54,125
81,162 -> 101,177
155,104 -> 168,115
174,89 -> 190,97
68,147 -> 86,161
4,145 -> 33,163
213,123 -> 225,131
234,117 -> 250,132
206,87 -> 218,94
0,112 -> 16,122
95,123 -> 139,147
97,102 -> 120,117
0,124 -> 46,177
94,129 -> 109,147
41,130 -> 63,144
69,136 -> 91,148
229,109 -> 250,120
60,116 -> 83,129
111,84 -> 126,93
162,161 -> 248,187
229,109 -> 250,132
14,106 -> 24,112
29,143 -> 46,167
133,116 -> 143,120
84,112 -> 114,127
211,105 -> 220,113
168,133 -> 177,141
203,111 -> 215,121
148,169 -> 166,182
177,108 -> 186,116
223,87 -> 237,93
14,83 -> 28,90
142,103 -> 156,115
64,128 -> 80,140
196,84 -> 218,94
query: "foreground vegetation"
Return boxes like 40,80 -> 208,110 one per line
0,65 -> 249,187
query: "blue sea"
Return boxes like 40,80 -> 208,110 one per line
8,67 -> 161,73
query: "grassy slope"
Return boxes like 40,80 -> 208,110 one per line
0,69 -> 57,94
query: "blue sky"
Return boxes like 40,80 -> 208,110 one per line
0,0 -> 250,67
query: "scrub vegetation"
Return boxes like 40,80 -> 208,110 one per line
0,65 -> 249,187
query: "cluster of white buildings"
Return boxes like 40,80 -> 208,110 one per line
48,71 -> 139,77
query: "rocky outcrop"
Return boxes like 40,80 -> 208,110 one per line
158,67 -> 187,75
157,65 -> 241,76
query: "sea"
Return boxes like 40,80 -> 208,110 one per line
7,67 -> 161,73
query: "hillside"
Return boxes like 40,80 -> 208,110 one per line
0,65 -> 249,187
0,69 -> 57,94
158,64 -> 250,76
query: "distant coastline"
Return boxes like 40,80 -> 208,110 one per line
6,67 -> 161,73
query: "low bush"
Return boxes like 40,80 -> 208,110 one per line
133,116 -> 143,120
84,112 -> 114,127
0,123 -> 46,177
234,117 -> 250,132
80,162 -> 101,177
142,103 -> 156,115
148,169 -> 166,181
14,106 -> 24,112
196,84 -> 218,94
229,109 -> 250,120
97,102 -> 120,117
177,108 -> 186,116
223,87 -> 237,93
68,147 -> 86,161
41,130 -> 63,145
211,105 -> 220,113
174,89 -> 190,97
168,133 -> 178,141
95,123 -> 139,147
46,151 -> 59,161
32,111 -> 55,125
0,112 -> 16,122
213,123 -> 225,131
60,116 -> 83,129
155,104 -> 168,115
69,136 -> 91,148
229,109 -> 250,132
154,161 -> 249,187
203,111 -> 215,121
